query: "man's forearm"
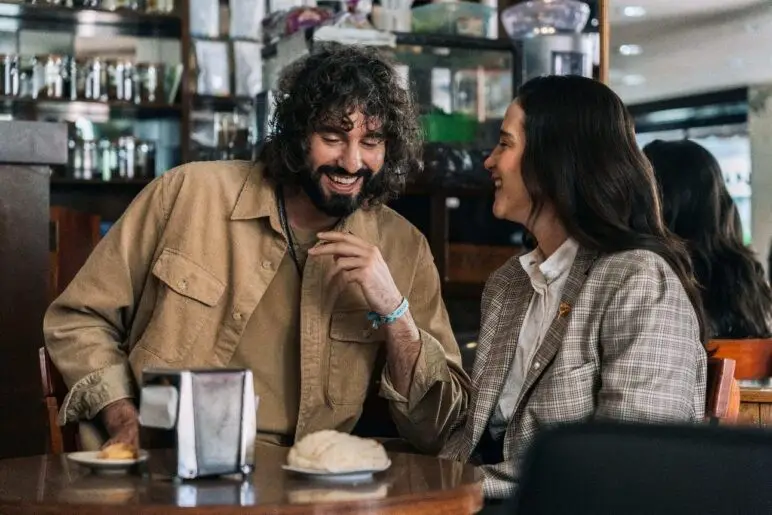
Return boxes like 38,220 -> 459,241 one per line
384,310 -> 421,397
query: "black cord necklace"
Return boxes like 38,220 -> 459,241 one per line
276,185 -> 303,276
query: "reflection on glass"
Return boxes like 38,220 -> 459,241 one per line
693,133 -> 752,244
637,125 -> 752,244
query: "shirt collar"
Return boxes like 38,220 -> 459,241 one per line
229,162 -> 380,245
230,162 -> 276,221
519,237 -> 580,288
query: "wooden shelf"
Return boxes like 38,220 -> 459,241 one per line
393,31 -> 515,51
191,35 -> 261,44
193,95 -> 255,111
262,28 -> 516,59
0,2 -> 181,37
0,96 -> 182,119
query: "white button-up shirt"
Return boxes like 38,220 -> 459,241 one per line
488,237 -> 580,440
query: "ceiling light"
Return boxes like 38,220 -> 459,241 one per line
623,6 -> 646,17
745,22 -> 760,33
609,68 -> 626,80
621,74 -> 646,86
619,44 -> 642,56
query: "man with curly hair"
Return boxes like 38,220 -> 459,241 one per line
44,43 -> 470,454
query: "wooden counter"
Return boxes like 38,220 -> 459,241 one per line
738,387 -> 772,427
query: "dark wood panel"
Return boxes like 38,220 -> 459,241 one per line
0,164 -> 50,458
50,207 -> 101,298
51,188 -> 142,222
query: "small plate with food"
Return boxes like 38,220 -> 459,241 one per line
67,443 -> 148,473
282,430 -> 391,483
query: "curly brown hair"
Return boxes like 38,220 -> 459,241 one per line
258,42 -> 422,206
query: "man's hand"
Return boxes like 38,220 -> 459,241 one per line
100,399 -> 139,449
309,231 -> 421,396
309,231 -> 404,315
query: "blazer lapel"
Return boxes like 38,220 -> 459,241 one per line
514,247 -> 597,407
465,263 -> 532,454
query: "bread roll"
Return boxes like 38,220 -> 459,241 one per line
98,442 -> 138,460
287,430 -> 389,473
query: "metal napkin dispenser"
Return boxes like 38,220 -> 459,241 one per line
139,368 -> 258,479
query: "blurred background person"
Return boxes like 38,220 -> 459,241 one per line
645,139 -> 772,339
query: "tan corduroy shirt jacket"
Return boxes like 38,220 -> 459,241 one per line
43,161 -> 470,453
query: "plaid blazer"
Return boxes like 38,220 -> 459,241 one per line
440,247 -> 707,499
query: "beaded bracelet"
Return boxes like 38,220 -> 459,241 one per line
367,297 -> 410,329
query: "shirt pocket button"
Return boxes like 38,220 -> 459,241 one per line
261,261 -> 273,270
233,312 -> 243,321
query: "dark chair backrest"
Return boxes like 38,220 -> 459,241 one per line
508,422 -> 772,515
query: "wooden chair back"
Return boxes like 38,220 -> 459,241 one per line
39,347 -> 79,454
707,339 -> 772,380
42,206 -> 101,454
706,357 -> 740,424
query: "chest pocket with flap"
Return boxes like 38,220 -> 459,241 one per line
327,310 -> 385,406
135,248 -> 226,363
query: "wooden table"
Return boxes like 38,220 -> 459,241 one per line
738,386 -> 772,428
0,444 -> 483,514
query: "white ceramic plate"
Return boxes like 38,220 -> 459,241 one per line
282,460 -> 391,483
67,450 -> 149,473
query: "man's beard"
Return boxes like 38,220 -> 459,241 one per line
299,164 -> 385,218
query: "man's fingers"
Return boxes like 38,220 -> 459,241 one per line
309,242 -> 368,258
102,430 -> 138,449
325,257 -> 365,284
316,231 -> 362,245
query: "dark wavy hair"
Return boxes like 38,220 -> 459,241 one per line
258,43 -> 422,206
516,75 -> 707,341
644,139 -> 772,339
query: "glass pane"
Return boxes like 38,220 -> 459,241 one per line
389,45 -> 513,148
691,132 -> 752,244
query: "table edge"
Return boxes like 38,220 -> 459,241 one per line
0,479 -> 484,514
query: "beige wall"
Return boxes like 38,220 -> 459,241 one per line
749,85 -> 772,275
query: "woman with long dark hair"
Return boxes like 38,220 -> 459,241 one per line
644,139 -> 772,339
441,75 -> 707,499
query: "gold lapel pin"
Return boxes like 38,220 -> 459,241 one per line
557,302 -> 572,319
